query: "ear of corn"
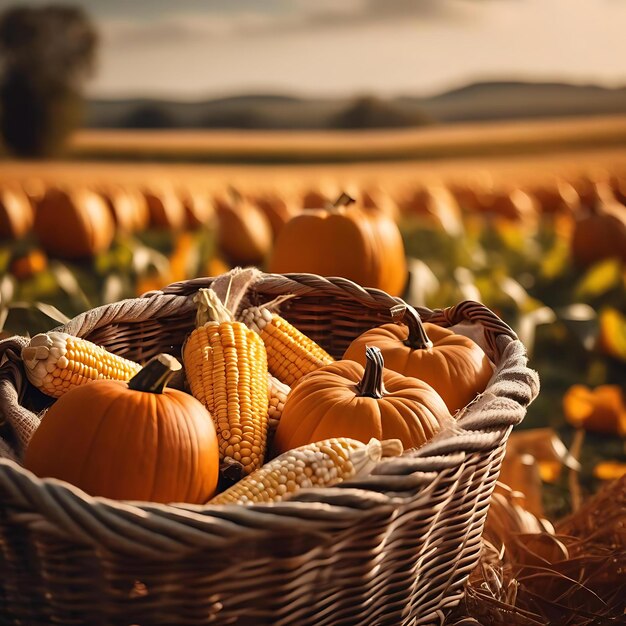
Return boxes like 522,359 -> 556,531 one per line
183,288 -> 269,478
239,306 -> 333,387
21,332 -> 142,398
209,437 -> 403,505
268,374 -> 290,434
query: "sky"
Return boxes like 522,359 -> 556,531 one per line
2,0 -> 626,99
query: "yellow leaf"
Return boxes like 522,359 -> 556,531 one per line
598,307 -> 626,362
575,258 -> 622,299
594,461 -> 626,481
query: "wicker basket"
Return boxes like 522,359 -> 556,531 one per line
0,272 -> 539,626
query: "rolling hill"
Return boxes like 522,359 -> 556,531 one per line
84,81 -> 626,130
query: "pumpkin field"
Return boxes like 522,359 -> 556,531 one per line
1,143 -> 625,508
1,137 -> 625,624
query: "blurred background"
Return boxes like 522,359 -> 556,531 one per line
0,0 -> 625,523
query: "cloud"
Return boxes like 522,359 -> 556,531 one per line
103,0 -> 470,48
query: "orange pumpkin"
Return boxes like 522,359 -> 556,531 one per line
563,385 -> 626,437
0,184 -> 34,240
10,249 -> 47,280
570,185 -> 626,267
97,184 -> 149,234
143,185 -> 186,231
179,186 -> 215,229
215,192 -> 272,265
24,354 -> 219,503
269,193 -> 407,296
343,306 -> 493,414
529,179 -> 580,216
274,346 -> 450,454
251,191 -> 297,239
397,185 -> 463,234
301,181 -> 338,209
34,187 -> 115,259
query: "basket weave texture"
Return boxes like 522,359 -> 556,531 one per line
0,272 -> 539,626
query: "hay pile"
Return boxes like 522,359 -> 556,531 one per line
448,477 -> 625,625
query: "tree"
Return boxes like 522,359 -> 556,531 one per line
0,5 -> 98,157
122,105 -> 177,129
332,95 -> 430,130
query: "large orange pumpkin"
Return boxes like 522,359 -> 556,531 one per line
269,193 -> 407,296
274,346 -> 450,454
570,185 -> 626,267
34,187 -> 115,259
25,354 -> 219,503
215,192 -> 272,265
343,306 -> 493,414
0,184 -> 33,240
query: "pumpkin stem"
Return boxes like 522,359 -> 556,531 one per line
194,288 -> 233,327
356,346 -> 386,399
329,192 -> 356,212
128,354 -> 181,394
399,306 -> 433,350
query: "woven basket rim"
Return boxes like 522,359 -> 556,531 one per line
0,271 -> 539,554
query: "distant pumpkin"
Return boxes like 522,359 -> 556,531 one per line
10,249 -> 47,280
0,184 -> 34,240
179,186 -> 215,229
563,384 -> 626,437
215,192 -> 272,265
143,185 -> 186,231
570,185 -> 626,267
34,187 -> 114,259
97,184 -> 149,234
269,193 -> 407,296
251,190 -> 297,239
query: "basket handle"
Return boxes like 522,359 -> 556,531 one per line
419,301 -> 517,362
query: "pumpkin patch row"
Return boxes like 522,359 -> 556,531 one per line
21,286 -> 493,506
2,168 -> 624,284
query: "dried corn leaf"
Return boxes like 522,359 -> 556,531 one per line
449,476 -> 626,625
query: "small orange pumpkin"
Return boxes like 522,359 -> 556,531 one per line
9,249 -> 47,280
179,186 -> 215,229
570,184 -> 626,267
24,354 -> 220,503
215,192 -> 272,265
34,186 -> 115,259
343,306 -> 493,414
251,190 -> 297,239
0,184 -> 33,240
563,384 -> 626,437
269,193 -> 407,296
97,184 -> 150,234
274,346 -> 450,454
143,185 -> 186,231
529,179 -> 580,216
